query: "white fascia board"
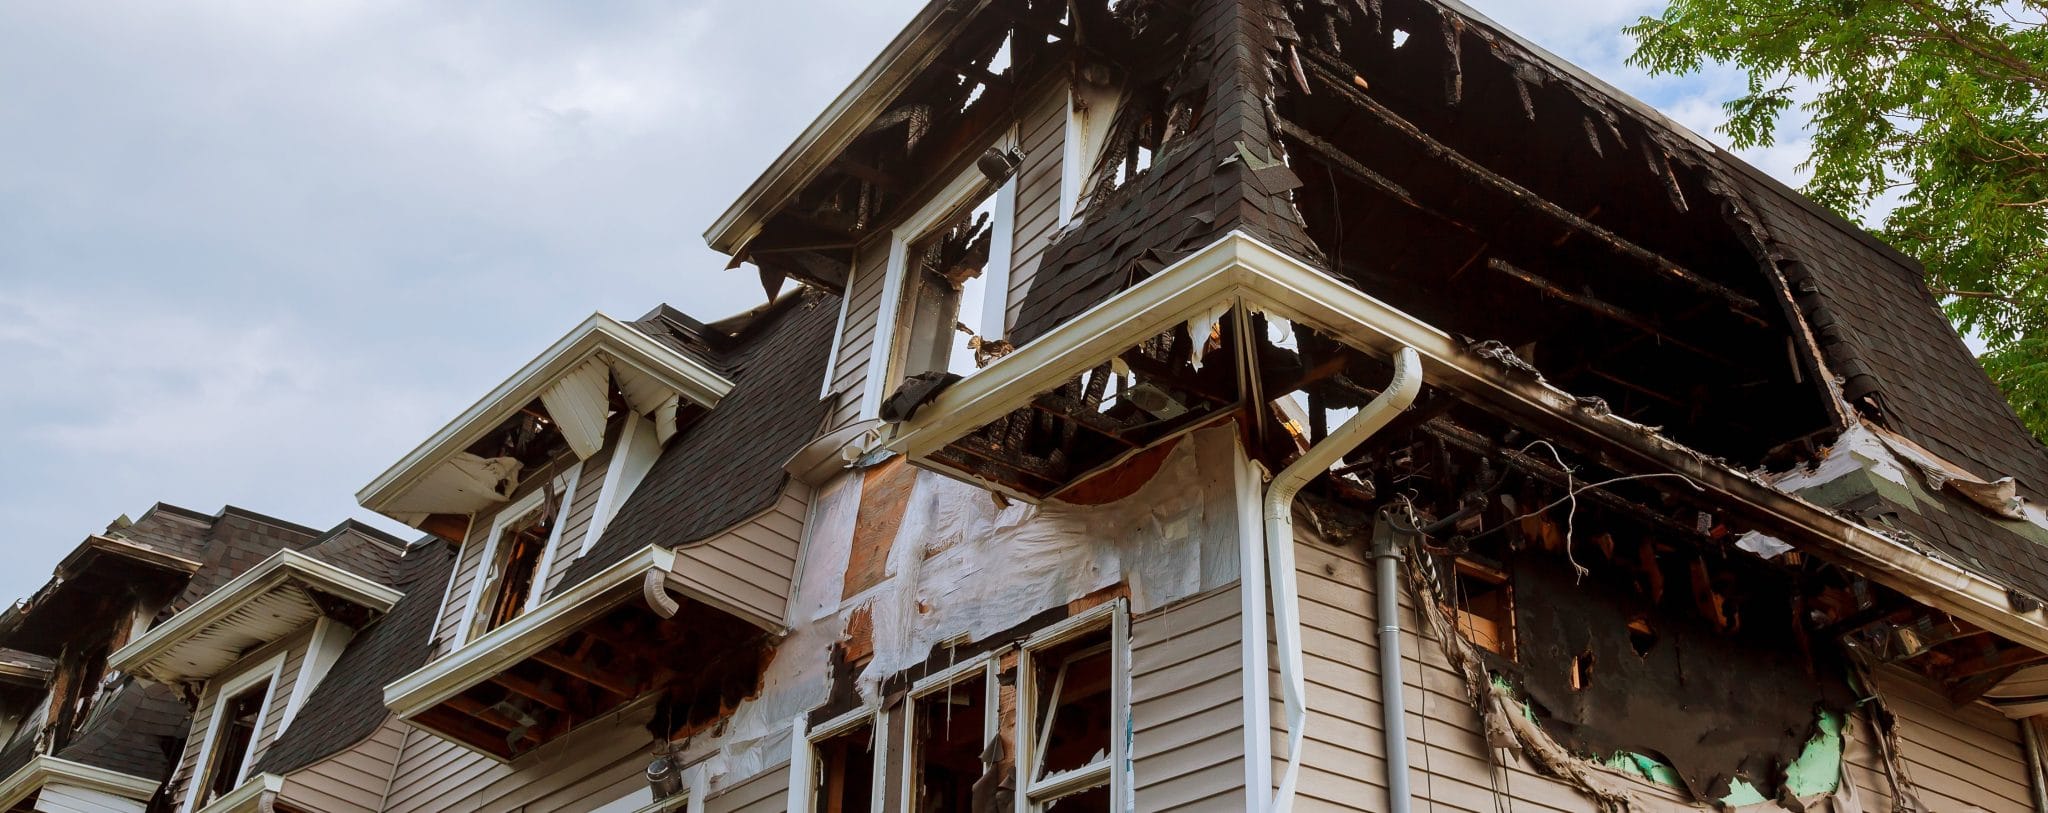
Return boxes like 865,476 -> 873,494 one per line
191,773 -> 283,813
888,230 -> 2048,654
111,549 -> 403,683
0,756 -> 159,810
357,313 -> 733,515
381,545 -> 676,725
705,0 -> 994,255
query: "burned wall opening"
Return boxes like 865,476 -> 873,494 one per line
1319,409 -> 1857,803
1270,0 -> 1836,467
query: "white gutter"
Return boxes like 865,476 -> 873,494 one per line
1265,348 -> 1421,813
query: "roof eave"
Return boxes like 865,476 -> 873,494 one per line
355,313 -> 734,517
704,0 -> 993,254
0,756 -> 160,810
110,549 -> 403,684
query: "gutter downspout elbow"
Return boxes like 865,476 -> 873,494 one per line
1267,346 -> 1421,813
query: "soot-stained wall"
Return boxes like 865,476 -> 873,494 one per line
1506,550 -> 1853,801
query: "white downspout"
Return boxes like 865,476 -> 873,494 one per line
1266,346 -> 1422,813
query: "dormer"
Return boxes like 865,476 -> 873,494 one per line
369,293 -> 837,762
356,312 -> 734,540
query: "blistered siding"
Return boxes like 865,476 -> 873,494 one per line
1130,585 -> 1249,812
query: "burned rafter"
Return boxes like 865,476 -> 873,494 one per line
1483,258 -> 1742,370
1293,48 -> 1765,317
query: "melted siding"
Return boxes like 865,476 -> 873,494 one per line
672,481 -> 812,628
1131,585 -> 1249,812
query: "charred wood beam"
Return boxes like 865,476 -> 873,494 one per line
828,157 -> 900,191
1273,117 -> 1477,234
1416,417 -> 1704,538
1946,644 -> 2048,682
532,649 -> 642,700
490,672 -> 571,714
1486,258 -> 1741,369
418,704 -> 529,757
1296,50 -> 1765,316
943,433 -> 1068,485
1031,395 -> 1140,446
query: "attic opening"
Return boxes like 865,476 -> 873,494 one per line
1272,0 -> 1836,467
894,188 -> 1001,384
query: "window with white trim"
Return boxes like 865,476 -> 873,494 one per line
1017,602 -> 1126,811
461,470 -> 576,643
905,658 -> 998,813
807,711 -> 879,813
187,656 -> 281,810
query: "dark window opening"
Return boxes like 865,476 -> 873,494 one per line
479,505 -> 553,635
201,680 -> 269,804
52,642 -> 108,751
897,192 -> 998,384
1570,649 -> 1595,692
912,673 -> 989,813
1028,633 -> 1113,787
813,721 -> 875,813
1446,561 -> 1515,660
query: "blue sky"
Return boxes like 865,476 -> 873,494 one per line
0,0 -> 1803,601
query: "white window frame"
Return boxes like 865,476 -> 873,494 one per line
795,706 -> 887,813
858,137 -> 1019,421
1059,83 -> 1122,227
453,467 -> 579,647
182,651 -> 285,812
898,653 -> 1001,813
1014,600 -> 1128,812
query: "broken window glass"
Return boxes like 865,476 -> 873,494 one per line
1025,627 -> 1115,809
477,500 -> 554,635
910,671 -> 990,813
812,719 -> 876,813
898,191 -> 998,381
201,679 -> 269,804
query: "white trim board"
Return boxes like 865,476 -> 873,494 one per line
0,756 -> 158,811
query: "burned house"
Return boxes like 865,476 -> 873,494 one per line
0,504 -> 410,813
20,0 -> 2048,811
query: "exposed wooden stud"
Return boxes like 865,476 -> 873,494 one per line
1484,259 -> 1741,368
533,649 -> 642,700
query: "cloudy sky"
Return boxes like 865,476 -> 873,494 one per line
0,0 -> 1803,600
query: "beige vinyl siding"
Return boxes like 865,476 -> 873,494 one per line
170,630 -> 313,810
542,440 -> 617,597
30,784 -> 145,813
1006,85 -> 1067,334
1278,523 -> 2038,813
382,710 -> 652,813
277,716 -> 409,813
1845,671 -> 2033,813
826,238 -> 895,430
704,763 -> 791,813
672,480 -> 812,628
1130,584 -> 1248,812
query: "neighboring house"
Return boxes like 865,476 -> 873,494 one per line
21,1 -> 2048,812
0,505 -> 352,813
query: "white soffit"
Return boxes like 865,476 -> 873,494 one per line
111,549 -> 403,685
357,314 -> 734,524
